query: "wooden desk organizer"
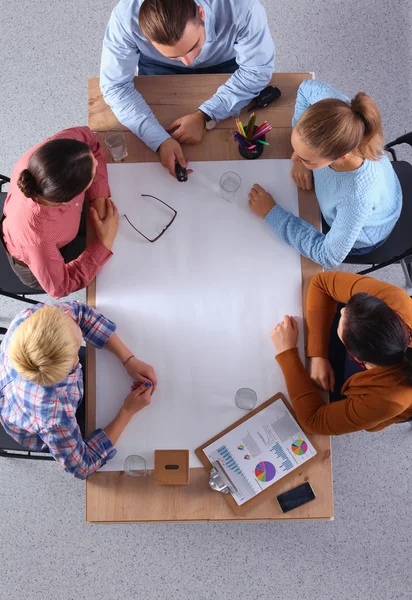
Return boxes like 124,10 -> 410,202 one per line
154,450 -> 190,485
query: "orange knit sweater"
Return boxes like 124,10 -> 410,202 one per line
276,272 -> 412,435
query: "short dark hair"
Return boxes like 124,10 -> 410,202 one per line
17,138 -> 93,203
139,0 -> 202,45
342,293 -> 412,381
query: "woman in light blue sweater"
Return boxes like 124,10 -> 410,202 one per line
248,80 -> 402,268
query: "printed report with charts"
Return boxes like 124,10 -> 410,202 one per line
203,399 -> 316,506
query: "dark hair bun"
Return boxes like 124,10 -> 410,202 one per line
17,169 -> 40,198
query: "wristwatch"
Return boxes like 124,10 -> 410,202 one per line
198,109 -> 217,131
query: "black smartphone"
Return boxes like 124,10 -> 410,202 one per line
276,482 -> 316,513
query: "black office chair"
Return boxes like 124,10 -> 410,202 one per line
0,173 -> 46,305
322,133 -> 412,286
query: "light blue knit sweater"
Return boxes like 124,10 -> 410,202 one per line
264,80 -> 402,268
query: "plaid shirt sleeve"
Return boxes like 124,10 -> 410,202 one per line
40,408 -> 116,479
67,301 -> 116,348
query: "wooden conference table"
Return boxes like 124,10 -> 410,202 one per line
86,72 -> 333,523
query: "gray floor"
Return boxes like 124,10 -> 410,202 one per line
1,1 -> 412,599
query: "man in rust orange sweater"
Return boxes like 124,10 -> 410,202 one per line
272,271 -> 412,435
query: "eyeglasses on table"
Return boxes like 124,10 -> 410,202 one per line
124,194 -> 177,243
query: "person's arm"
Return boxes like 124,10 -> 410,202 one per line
104,383 -> 152,444
198,2 -> 275,121
275,347 -> 404,435
68,303 -> 157,390
306,271 -> 412,358
265,199 -> 367,269
292,80 -> 350,127
104,332 -> 158,391
250,184 -> 368,269
69,301 -> 117,347
23,239 -> 112,299
100,7 -> 170,153
41,411 -> 117,479
41,383 -> 152,479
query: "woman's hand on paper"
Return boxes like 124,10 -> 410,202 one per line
291,156 -> 314,190
159,138 -> 193,179
248,184 -> 276,218
126,357 -> 158,392
123,383 -> 153,416
308,357 -> 335,392
271,316 -> 299,354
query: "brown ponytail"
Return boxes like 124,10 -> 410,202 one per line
296,92 -> 384,161
350,92 -> 384,160
17,169 -> 41,198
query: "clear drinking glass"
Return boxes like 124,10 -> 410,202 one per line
219,171 -> 242,202
124,455 -> 147,477
104,131 -> 128,161
235,388 -> 257,411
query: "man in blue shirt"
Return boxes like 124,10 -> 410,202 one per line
100,0 -> 275,177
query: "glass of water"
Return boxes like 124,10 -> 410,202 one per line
124,455 -> 147,477
219,171 -> 242,202
235,388 -> 257,411
104,131 -> 128,161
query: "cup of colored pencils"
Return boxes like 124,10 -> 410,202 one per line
233,114 -> 271,160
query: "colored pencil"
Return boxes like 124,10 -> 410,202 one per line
233,132 -> 256,150
252,121 -> 269,136
251,126 -> 272,141
246,113 -> 255,138
253,123 -> 272,136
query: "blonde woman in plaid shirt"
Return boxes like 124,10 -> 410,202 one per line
0,302 -> 157,478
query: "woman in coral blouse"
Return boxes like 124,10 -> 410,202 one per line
1,126 -> 119,298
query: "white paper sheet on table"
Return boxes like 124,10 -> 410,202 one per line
95,160 -> 304,470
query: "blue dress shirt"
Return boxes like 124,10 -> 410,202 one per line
100,0 -> 275,151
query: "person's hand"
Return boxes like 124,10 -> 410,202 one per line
89,196 -> 108,219
158,138 -> 193,179
89,197 -> 119,251
125,357 -> 158,392
270,316 -> 299,354
248,184 -> 276,219
308,357 -> 335,392
291,155 -> 313,190
122,383 -> 152,416
167,111 -> 206,145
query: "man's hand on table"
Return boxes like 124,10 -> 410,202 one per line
158,138 -> 193,179
270,316 -> 299,354
125,356 -> 158,392
248,183 -> 276,218
308,357 -> 335,392
167,110 -> 206,145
